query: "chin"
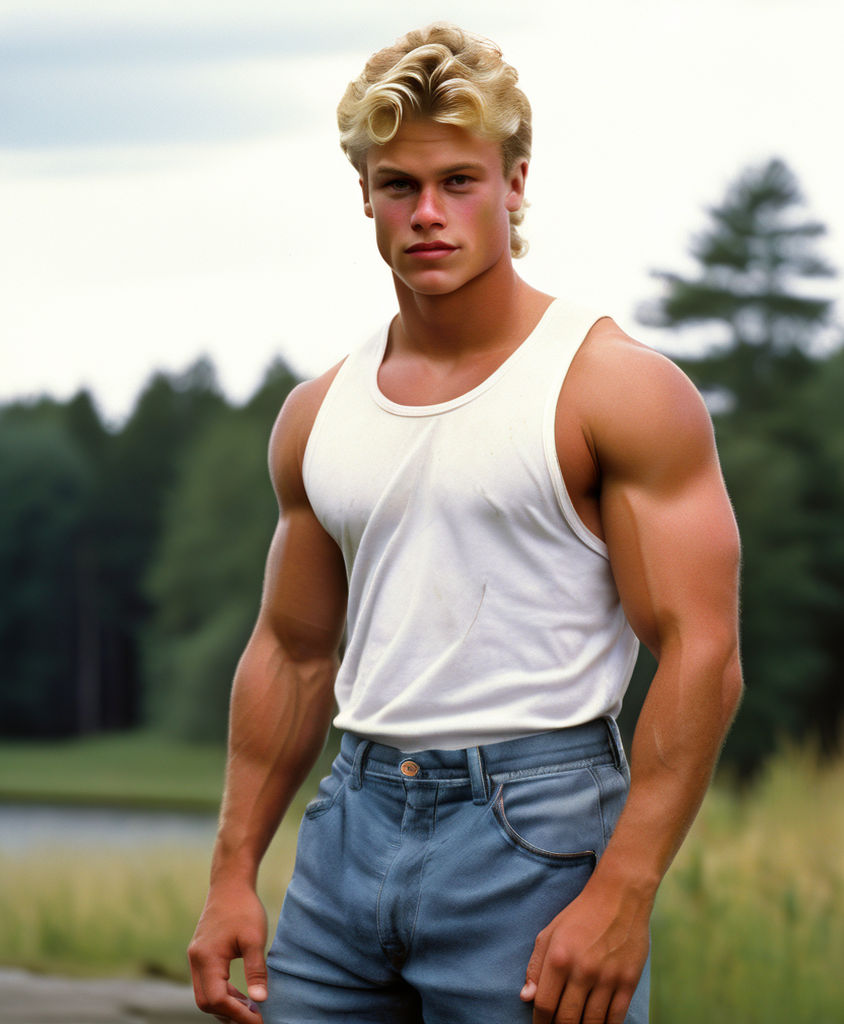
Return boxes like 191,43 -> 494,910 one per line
407,279 -> 467,297
391,268 -> 460,296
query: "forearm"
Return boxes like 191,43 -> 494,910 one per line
520,642 -> 742,1019
210,628 -> 338,889
593,639 -> 743,900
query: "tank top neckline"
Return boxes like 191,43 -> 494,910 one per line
368,299 -> 558,418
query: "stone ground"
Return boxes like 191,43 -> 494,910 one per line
0,968 -> 204,1024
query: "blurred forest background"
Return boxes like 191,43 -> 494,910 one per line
2,155 -> 843,779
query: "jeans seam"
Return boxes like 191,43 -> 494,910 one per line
586,765 -> 609,850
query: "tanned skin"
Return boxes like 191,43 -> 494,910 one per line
188,119 -> 742,1024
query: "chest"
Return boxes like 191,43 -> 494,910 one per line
307,392 -> 561,561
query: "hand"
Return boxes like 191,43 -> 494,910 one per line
519,880 -> 651,1024
188,881 -> 269,1024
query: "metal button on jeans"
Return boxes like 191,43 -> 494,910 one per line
400,760 -> 420,777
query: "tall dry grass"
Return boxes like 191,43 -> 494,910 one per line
651,744 -> 844,1023
0,820 -> 297,982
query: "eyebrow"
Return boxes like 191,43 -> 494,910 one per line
370,162 -> 488,180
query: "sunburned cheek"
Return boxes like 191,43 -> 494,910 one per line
462,196 -> 494,222
373,220 -> 399,265
462,195 -> 511,239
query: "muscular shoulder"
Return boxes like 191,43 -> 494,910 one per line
269,360 -> 345,509
569,318 -> 717,485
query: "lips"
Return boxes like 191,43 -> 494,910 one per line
405,242 -> 457,254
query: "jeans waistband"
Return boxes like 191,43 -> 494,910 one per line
340,718 -> 625,806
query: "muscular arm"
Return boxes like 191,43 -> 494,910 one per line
524,330 -> 742,1024
189,373 -> 347,1024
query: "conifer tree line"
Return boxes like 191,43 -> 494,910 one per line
0,358 -> 299,743
1,156 -> 841,776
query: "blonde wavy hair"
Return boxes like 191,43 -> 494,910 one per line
337,23 -> 532,258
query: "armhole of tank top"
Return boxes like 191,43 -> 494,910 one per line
541,313 -> 610,560
301,356 -> 351,506
301,325 -> 388,503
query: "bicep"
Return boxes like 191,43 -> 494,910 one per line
597,364 -> 740,658
603,463 -> 740,658
256,374 -> 348,663
259,506 -> 348,662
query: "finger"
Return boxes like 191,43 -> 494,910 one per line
606,985 -> 636,1024
242,940 -> 269,1004
522,927 -> 552,1003
190,949 -> 230,1014
531,960 -> 568,1023
193,966 -> 262,1024
226,983 -> 264,1021
532,974 -> 566,1024
548,977 -> 589,1024
521,979 -> 538,1003
206,995 -> 261,1024
207,988 -> 263,1024
580,984 -> 612,1024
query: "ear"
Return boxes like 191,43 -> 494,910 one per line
359,175 -> 374,219
504,160 -> 529,213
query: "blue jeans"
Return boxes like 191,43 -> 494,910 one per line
265,719 -> 650,1023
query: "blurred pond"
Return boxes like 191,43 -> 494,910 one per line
0,803 -> 217,854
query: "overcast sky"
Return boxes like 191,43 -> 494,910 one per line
2,0 -> 842,424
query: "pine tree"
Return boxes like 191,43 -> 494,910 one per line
639,157 -> 836,410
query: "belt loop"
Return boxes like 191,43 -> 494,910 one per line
603,717 -> 625,771
466,745 -> 489,805
349,739 -> 372,790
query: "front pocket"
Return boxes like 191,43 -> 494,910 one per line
303,764 -> 349,820
490,770 -> 601,867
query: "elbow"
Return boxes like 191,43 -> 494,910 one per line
658,626 -> 743,735
689,631 -> 743,738
719,648 -> 744,732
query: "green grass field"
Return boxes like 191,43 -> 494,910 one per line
1,735 -> 841,1022
0,730 -> 228,810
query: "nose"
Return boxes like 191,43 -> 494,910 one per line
410,186 -> 445,231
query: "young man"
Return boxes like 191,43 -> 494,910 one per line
188,24 -> 742,1024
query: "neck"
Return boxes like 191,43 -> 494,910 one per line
391,259 -> 541,360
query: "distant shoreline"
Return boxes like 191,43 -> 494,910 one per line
0,802 -> 217,856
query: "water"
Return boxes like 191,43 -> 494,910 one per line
0,802 -> 218,854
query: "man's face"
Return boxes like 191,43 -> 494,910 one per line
360,119 -> 527,297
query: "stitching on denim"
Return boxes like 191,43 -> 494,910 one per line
404,799 -> 439,963
303,773 -> 350,819
488,755 -> 614,785
375,846 -> 405,967
586,765 -> 608,850
491,784 -> 596,866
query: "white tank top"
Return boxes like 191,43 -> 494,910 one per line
303,299 -> 639,752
